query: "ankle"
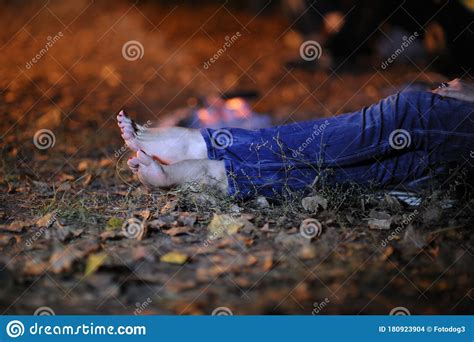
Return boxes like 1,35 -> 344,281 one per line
184,129 -> 208,159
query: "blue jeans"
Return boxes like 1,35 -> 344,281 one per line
201,91 -> 474,199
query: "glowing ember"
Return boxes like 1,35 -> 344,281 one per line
191,96 -> 271,129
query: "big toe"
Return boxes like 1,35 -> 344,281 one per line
127,156 -> 139,173
117,110 -> 129,120
117,111 -> 133,128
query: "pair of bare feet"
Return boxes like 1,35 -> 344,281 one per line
117,110 -> 227,192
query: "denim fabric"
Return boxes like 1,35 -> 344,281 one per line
201,91 -> 474,199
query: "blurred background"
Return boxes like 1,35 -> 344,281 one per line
0,0 -> 473,315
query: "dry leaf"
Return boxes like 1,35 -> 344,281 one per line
82,173 -> 93,186
106,217 -> 124,231
77,160 -> 91,172
163,226 -> 192,236
161,201 -> 177,214
299,245 -> 317,259
23,260 -> 49,276
380,246 -> 394,261
84,253 -> 108,277
160,251 -> 188,265
207,214 -> 244,239
36,212 -> 57,228
140,210 -> 151,220
0,219 -> 34,233
261,253 -> 273,271
36,108 -> 61,129
49,248 -> 78,274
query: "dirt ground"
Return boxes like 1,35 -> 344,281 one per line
0,0 -> 473,315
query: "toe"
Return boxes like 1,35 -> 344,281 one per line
117,110 -> 128,119
117,110 -> 126,122
122,126 -> 135,134
127,156 -> 140,168
122,132 -> 134,140
137,150 -> 153,166
118,116 -> 131,125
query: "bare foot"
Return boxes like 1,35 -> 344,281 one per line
432,78 -> 474,102
117,110 -> 207,164
128,150 -> 228,193
128,150 -> 172,188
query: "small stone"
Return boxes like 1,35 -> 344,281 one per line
255,196 -> 270,209
302,195 -> 328,213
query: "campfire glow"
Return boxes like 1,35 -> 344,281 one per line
192,96 -> 270,129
